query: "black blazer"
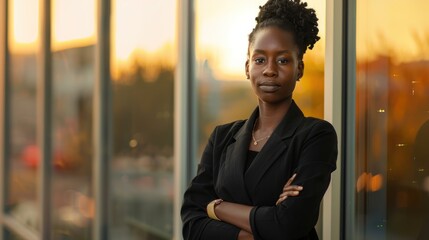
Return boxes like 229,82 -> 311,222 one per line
181,101 -> 338,240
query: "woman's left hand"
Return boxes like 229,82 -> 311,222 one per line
275,173 -> 303,205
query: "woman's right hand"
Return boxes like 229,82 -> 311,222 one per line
276,173 -> 303,205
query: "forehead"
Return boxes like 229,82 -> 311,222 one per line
250,27 -> 298,53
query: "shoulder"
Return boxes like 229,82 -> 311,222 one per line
301,117 -> 336,133
204,119 -> 247,152
304,117 -> 335,131
211,120 -> 246,139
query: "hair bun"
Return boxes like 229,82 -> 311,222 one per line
250,0 -> 320,56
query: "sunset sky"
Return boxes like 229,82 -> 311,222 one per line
8,0 -> 429,77
356,0 -> 429,62
195,0 -> 325,80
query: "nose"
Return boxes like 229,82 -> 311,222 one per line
263,60 -> 278,77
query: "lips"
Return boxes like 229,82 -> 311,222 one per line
259,82 -> 280,92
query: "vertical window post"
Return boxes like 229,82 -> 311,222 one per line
38,0 -> 52,239
174,0 -> 196,239
323,0 -> 344,239
344,0 -> 356,238
94,0 -> 111,239
0,0 -> 9,237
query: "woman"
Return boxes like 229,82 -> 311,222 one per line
181,0 -> 338,239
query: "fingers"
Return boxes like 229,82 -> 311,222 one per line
276,195 -> 292,205
276,173 -> 301,206
279,186 -> 303,198
276,191 -> 300,205
283,184 -> 303,191
284,173 -> 297,187
276,189 -> 300,205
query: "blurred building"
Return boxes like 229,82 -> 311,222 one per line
0,0 -> 429,240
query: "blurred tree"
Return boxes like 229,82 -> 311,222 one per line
113,60 -> 174,159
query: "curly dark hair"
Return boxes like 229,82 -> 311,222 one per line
248,0 -> 320,58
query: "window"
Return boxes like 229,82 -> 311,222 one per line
354,1 -> 429,238
110,0 -> 177,239
8,0 -> 39,231
51,0 -> 96,238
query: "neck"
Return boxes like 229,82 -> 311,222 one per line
257,99 -> 292,131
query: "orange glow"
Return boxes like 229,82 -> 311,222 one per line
369,174 -> 383,192
356,172 -> 367,192
356,172 -> 384,192
357,0 -> 429,62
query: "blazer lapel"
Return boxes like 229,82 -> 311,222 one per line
244,101 -> 305,196
219,109 -> 259,204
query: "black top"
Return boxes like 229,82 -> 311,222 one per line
246,150 -> 259,172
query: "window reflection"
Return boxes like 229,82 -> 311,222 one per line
355,1 -> 429,239
110,0 -> 176,239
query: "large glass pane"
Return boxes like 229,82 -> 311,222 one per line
7,0 -> 39,232
51,0 -> 96,239
355,1 -> 429,239
195,0 -> 326,155
110,0 -> 176,239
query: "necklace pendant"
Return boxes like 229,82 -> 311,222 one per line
253,141 -> 258,145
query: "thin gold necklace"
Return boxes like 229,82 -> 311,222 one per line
252,119 -> 271,145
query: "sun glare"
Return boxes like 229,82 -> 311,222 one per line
112,0 -> 176,63
51,0 -> 96,50
9,0 -> 96,53
9,0 -> 39,53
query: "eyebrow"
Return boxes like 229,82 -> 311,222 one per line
252,49 -> 291,55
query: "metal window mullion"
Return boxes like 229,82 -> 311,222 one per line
0,0 -> 10,239
93,0 -> 111,239
174,0 -> 195,239
344,0 -> 357,238
323,0 -> 344,239
38,0 -> 52,239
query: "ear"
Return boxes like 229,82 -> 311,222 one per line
245,59 -> 250,79
297,60 -> 304,81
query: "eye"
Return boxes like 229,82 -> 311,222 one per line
277,58 -> 289,64
254,57 -> 265,64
